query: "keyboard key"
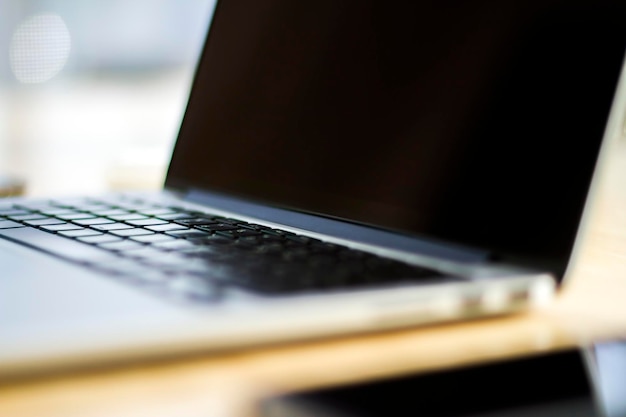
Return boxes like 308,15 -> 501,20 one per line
214,228 -> 262,239
196,223 -> 238,232
56,213 -> 96,220
92,222 -> 134,231
109,214 -> 149,221
192,234 -> 235,245
174,217 -> 219,226
156,212 -> 195,220
125,218 -> 169,226
71,203 -> 111,212
0,209 -> 30,217
165,229 -> 211,239
0,220 -> 25,229
114,203 -> 156,212
213,231 -> 238,239
24,218 -> 66,226
59,229 -> 104,238
145,223 -> 187,232
38,209 -> 77,216
8,214 -> 47,221
261,228 -> 296,237
73,217 -> 115,226
110,228 -> 155,237
179,244 -> 230,258
41,224 -> 85,232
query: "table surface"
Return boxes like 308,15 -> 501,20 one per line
2,139 -> 626,417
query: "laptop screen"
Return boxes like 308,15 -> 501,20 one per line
167,0 -> 626,276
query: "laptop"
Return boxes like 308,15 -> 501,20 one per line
2,0 -> 625,376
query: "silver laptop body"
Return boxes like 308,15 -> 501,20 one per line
2,0 -> 625,376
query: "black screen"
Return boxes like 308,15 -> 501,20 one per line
167,0 -> 626,277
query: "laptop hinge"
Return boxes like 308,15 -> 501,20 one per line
183,188 -> 491,263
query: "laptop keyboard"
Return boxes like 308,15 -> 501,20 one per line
0,196 -> 442,303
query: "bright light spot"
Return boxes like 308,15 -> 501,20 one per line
9,13 -> 71,84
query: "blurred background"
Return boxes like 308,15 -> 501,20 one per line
0,0 -> 215,196
1,1 -> 626,199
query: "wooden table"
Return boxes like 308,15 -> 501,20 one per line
2,140 -> 626,417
